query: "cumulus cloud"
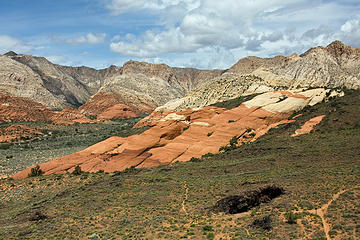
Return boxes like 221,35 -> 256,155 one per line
66,33 -> 106,45
107,0 -> 360,69
337,15 -> 360,48
0,35 -> 33,53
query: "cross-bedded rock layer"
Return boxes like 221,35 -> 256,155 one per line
13,88 -> 333,179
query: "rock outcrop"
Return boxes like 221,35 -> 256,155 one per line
13,88 -> 335,179
1,41 -> 359,115
292,115 -> 326,137
97,104 -> 137,120
0,93 -> 93,125
0,124 -> 43,143
0,93 -> 53,122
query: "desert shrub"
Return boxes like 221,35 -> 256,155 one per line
0,143 -> 11,150
219,136 -> 239,152
190,157 -> 201,162
285,211 -> 298,224
28,165 -> 44,177
72,165 -> 82,175
202,225 -> 213,231
252,214 -> 272,230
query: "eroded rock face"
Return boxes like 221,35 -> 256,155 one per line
155,41 -> 359,112
13,89 -> 330,179
0,53 -> 222,112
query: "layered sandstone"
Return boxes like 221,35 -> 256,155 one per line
13,89 -> 332,179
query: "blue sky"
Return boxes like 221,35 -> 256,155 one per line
1,0 -> 359,69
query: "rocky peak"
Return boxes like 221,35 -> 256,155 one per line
4,51 -> 17,57
325,40 -> 359,59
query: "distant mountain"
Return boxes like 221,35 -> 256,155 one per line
0,54 -> 222,112
0,41 -> 359,114
157,41 -> 360,111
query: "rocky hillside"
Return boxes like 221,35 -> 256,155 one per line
251,41 -> 360,89
1,40 -> 358,115
157,41 -> 359,111
0,53 -> 222,112
13,88 -> 341,178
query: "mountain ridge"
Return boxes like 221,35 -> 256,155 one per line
1,40 -> 359,115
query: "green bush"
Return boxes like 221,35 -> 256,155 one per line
285,211 -> 298,224
72,165 -> 82,175
28,165 -> 44,177
202,225 -> 213,231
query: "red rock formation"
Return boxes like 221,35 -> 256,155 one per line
97,104 -> 137,120
292,115 -> 326,137
0,124 -> 43,143
79,92 -> 152,116
0,93 -> 53,122
13,91 -> 305,179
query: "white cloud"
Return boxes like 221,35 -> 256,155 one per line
107,0 -> 199,15
66,33 -> 106,45
0,35 -> 33,53
107,0 -> 360,69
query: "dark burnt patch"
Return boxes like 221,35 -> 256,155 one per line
213,185 -> 284,214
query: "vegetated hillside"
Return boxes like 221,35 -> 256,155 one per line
0,90 -> 359,239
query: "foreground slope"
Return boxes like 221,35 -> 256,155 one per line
1,89 -> 359,239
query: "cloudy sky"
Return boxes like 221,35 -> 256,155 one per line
0,0 -> 359,69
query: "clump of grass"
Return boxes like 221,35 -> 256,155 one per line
285,211 -> 298,224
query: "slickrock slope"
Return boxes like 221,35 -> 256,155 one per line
13,88 -> 334,179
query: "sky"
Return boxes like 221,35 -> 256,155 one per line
0,0 -> 359,69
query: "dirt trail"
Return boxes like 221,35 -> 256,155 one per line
305,186 -> 359,240
181,182 -> 189,214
